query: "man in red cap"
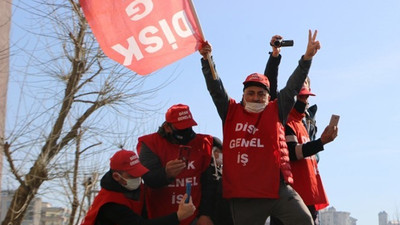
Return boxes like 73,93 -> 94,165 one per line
270,87 -> 338,225
137,104 -> 217,225
264,38 -> 338,225
81,149 -> 195,225
198,30 -> 321,225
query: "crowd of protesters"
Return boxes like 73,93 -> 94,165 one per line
81,30 -> 338,225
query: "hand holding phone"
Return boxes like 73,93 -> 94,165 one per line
321,114 -> 339,145
178,145 -> 191,166
329,114 -> 340,126
185,182 -> 192,203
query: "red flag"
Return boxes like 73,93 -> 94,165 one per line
80,0 -> 204,75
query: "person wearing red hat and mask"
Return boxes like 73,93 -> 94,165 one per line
198,30 -> 321,225
137,104 -> 217,225
80,149 -> 195,225
264,37 -> 338,225
269,87 -> 338,225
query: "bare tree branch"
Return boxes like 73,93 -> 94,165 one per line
3,142 -> 25,186
2,1 -> 178,225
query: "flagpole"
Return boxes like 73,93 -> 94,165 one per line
187,0 -> 218,80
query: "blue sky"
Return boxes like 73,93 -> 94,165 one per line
6,0 -> 400,225
152,0 -> 400,224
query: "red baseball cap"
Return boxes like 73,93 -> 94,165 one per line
110,150 -> 149,177
165,104 -> 198,130
243,73 -> 270,91
298,87 -> 316,96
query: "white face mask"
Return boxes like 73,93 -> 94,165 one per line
119,175 -> 141,191
244,99 -> 268,113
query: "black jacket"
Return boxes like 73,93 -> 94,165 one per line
94,171 -> 180,225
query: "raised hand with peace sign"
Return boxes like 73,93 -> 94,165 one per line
304,29 -> 321,60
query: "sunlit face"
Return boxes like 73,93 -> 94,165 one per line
243,86 -> 269,105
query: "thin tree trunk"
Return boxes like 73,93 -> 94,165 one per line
68,130 -> 82,225
2,161 -> 47,225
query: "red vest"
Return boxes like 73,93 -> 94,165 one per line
287,109 -> 329,210
222,99 -> 293,199
137,133 -> 213,225
80,187 -> 144,225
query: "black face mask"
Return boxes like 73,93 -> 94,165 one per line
294,100 -> 307,113
172,127 -> 195,144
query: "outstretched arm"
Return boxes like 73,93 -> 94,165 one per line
278,30 -> 321,125
199,41 -> 230,124
287,101 -> 338,161
287,124 -> 337,161
286,124 -> 324,161
264,35 -> 283,101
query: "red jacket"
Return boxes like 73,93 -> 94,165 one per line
137,133 -> 212,225
80,187 -> 144,225
222,99 -> 293,199
287,109 -> 329,210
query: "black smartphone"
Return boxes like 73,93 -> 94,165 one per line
178,145 -> 191,165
